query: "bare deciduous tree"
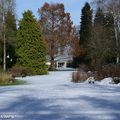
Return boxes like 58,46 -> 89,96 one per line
38,3 -> 73,69
70,26 -> 81,58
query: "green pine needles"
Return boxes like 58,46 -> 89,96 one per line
16,10 -> 47,75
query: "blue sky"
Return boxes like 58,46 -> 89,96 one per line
16,0 -> 92,25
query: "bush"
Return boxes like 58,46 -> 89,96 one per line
72,71 -> 88,83
95,64 -> 120,80
0,72 -> 13,84
72,64 -> 120,82
113,77 -> 120,84
0,71 -> 26,86
8,66 -> 32,77
87,77 -> 95,84
79,64 -> 90,72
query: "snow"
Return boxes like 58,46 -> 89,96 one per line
96,78 -> 113,85
56,67 -> 75,71
85,77 -> 95,84
96,78 -> 120,86
0,71 -> 120,120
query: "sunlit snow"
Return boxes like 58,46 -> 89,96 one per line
0,71 -> 120,120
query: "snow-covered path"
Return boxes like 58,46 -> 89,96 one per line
0,71 -> 120,120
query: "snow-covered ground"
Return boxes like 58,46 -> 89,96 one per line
0,71 -> 120,120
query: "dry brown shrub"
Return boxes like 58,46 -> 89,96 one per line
0,72 -> 13,84
72,71 -> 88,83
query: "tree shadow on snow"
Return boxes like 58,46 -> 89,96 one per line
0,95 -> 92,120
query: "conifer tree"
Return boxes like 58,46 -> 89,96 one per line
93,0 -> 120,64
0,0 -> 16,70
5,11 -> 17,68
89,8 -> 116,69
104,12 -> 116,63
79,2 -> 92,63
89,8 -> 106,68
80,2 -> 92,46
0,41 -> 2,68
94,7 -> 105,27
16,10 -> 47,74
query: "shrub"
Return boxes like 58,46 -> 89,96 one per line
95,64 -> 120,80
8,66 -> 32,77
113,77 -> 120,84
79,64 -> 90,72
87,77 -> 95,84
0,72 -> 13,84
72,71 -> 88,83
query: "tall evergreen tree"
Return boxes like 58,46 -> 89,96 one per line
89,8 -> 116,69
89,8 -> 106,68
80,2 -> 92,46
5,11 -> 17,68
0,0 -> 16,70
104,12 -> 116,63
79,2 -> 92,63
16,10 -> 47,74
94,7 -> 105,27
93,0 -> 120,64
0,40 -> 2,69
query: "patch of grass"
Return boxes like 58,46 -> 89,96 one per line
0,71 -> 26,86
0,79 -> 26,86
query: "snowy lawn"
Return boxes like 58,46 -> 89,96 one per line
0,71 -> 120,120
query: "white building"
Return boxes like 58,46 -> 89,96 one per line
46,46 -> 73,69
55,55 -> 73,69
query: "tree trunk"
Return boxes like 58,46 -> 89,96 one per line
114,20 -> 119,64
50,56 -> 55,70
3,25 -> 6,71
2,2 -> 6,71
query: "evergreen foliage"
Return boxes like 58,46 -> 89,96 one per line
0,42 -> 2,68
79,2 -> 92,64
94,7 -> 105,27
89,8 -> 106,68
5,11 -> 17,68
89,8 -> 116,69
80,2 -> 92,47
104,12 -> 116,63
0,0 -> 16,70
16,10 -> 47,75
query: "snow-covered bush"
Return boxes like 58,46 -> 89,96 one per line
113,77 -> 120,84
86,77 -> 95,84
